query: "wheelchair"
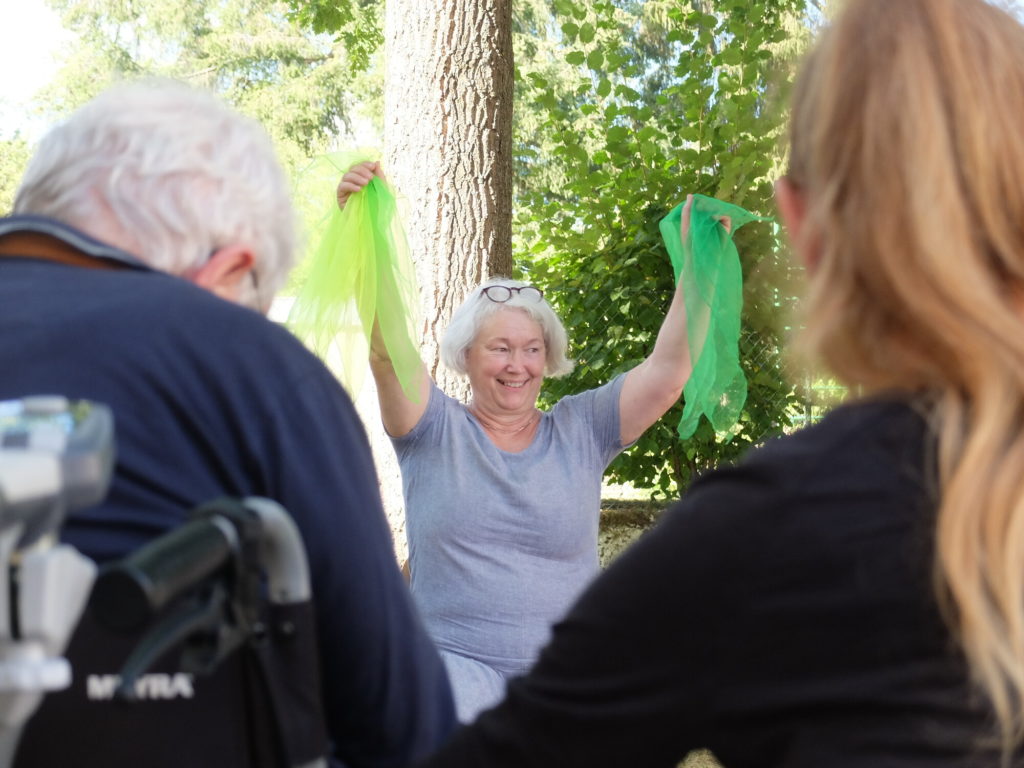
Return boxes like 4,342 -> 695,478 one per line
0,396 -> 329,768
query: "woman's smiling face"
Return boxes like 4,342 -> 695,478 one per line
465,307 -> 547,415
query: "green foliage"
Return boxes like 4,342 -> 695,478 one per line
285,0 -> 382,70
514,0 -> 812,496
30,0 -> 385,294
44,0 -> 381,162
0,135 -> 32,214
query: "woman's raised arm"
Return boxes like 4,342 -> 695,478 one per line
618,194 -> 730,445
339,162 -> 431,437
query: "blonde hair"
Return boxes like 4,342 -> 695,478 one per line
789,0 -> 1024,750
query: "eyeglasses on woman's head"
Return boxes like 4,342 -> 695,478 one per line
481,285 -> 544,303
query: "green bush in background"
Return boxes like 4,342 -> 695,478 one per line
515,0 -> 811,497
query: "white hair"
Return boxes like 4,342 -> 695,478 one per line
13,78 -> 296,310
441,277 -> 575,377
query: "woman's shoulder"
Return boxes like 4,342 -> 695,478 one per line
547,372 -> 627,418
669,396 -> 933,557
746,396 -> 928,485
391,380 -> 471,450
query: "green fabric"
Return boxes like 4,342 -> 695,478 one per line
659,194 -> 770,440
287,150 -> 422,402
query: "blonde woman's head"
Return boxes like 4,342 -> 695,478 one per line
780,0 -> 1024,396
779,0 -> 1024,751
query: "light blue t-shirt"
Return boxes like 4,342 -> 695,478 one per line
393,373 -> 628,720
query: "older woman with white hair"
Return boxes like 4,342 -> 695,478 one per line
338,167 -> 706,721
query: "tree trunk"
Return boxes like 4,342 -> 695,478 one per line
384,0 -> 513,392
369,0 -> 513,551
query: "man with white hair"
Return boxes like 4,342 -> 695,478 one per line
0,79 -> 454,767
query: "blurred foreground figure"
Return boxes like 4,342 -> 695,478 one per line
0,79 -> 454,767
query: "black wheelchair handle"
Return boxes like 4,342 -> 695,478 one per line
91,516 -> 238,634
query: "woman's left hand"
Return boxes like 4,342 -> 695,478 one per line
680,193 -> 732,242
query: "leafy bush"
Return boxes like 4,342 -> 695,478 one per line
514,0 -> 810,496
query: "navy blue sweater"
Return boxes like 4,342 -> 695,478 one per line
0,217 -> 454,767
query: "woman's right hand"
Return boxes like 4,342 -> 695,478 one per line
336,160 -> 383,210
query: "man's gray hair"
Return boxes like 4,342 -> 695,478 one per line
441,277 -> 575,378
13,78 -> 296,310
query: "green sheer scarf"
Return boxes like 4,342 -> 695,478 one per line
659,195 -> 770,440
287,151 -> 422,401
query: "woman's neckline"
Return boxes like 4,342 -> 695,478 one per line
466,405 -> 542,453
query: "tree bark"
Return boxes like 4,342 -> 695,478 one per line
368,0 -> 513,550
384,0 -> 514,394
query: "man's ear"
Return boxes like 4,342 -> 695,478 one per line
774,177 -> 820,272
189,244 -> 255,305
